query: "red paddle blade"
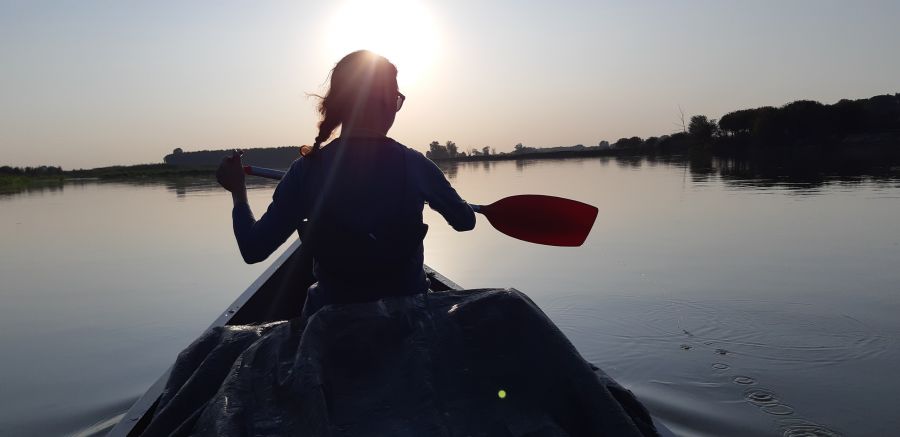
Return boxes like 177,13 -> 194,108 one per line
479,195 -> 598,247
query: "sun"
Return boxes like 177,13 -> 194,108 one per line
324,0 -> 440,86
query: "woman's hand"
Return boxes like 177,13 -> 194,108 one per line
217,150 -> 245,192
217,150 -> 248,204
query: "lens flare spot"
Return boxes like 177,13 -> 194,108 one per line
498,389 -> 507,399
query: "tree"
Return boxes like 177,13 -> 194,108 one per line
861,94 -> 900,131
780,100 -> 830,139
426,141 -> 449,160
512,143 -> 535,154
445,141 -> 458,158
613,137 -> 643,149
482,146 -> 490,156
831,99 -> 865,135
719,109 -> 759,136
173,147 -> 183,154
688,115 -> 718,141
752,107 -> 782,144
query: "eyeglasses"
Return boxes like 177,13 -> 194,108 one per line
396,92 -> 406,111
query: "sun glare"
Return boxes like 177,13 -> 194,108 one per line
325,0 -> 440,85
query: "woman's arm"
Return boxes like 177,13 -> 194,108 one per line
217,152 -> 305,263
417,155 -> 476,231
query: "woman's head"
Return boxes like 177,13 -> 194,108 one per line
309,50 -> 402,154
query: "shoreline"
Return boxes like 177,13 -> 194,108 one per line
3,138 -> 898,195
428,137 -> 900,164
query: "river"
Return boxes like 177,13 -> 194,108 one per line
1,156 -> 898,436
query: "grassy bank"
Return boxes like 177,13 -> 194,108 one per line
1,164 -> 217,194
0,174 -> 64,193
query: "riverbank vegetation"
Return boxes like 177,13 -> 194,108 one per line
4,93 -> 897,195
0,164 -> 215,194
0,166 -> 65,193
425,93 -> 900,162
66,164 -> 215,180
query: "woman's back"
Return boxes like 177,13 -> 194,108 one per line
218,50 -> 473,310
302,137 -> 420,234
298,137 -> 430,301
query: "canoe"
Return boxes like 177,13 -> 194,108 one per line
107,239 -> 675,436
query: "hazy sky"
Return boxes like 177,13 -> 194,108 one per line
2,0 -> 899,169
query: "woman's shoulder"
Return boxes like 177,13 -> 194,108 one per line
389,139 -> 428,161
277,156 -> 311,187
286,155 -> 307,173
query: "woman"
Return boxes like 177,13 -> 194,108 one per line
216,50 -> 475,316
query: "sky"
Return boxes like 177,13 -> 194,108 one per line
1,0 -> 899,169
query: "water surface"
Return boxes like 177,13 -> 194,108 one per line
1,158 -> 898,436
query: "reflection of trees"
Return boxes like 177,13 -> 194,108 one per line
0,175 -> 282,199
614,155 -> 642,169
515,159 -> 537,172
436,161 -> 459,180
607,149 -> 900,190
711,150 -> 900,189
0,179 -> 65,197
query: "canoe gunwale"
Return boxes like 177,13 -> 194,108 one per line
107,239 -> 306,436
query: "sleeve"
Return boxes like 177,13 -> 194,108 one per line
232,159 -> 307,263
417,154 -> 476,232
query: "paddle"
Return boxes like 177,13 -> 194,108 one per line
243,165 -> 598,247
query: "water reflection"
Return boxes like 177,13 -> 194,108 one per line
6,151 -> 896,199
3,156 -> 899,436
0,179 -> 65,197
687,150 -> 900,190
435,161 -> 459,180
474,152 -> 900,192
2,176 -> 278,199
162,177 -> 277,198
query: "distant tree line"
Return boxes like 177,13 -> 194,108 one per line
158,93 -> 899,167
718,94 -> 900,141
164,146 -> 302,168
426,93 -> 900,162
0,166 -> 64,191
0,165 -> 63,176
606,93 -> 900,154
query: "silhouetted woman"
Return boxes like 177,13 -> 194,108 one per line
216,50 -> 474,317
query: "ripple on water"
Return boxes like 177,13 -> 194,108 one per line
732,375 -> 756,385
779,418 -> 842,437
742,388 -> 796,416
549,295 -> 888,367
744,388 -> 780,406
762,404 -> 796,416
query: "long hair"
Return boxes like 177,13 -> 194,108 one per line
305,50 -> 398,156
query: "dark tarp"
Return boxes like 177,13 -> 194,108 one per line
140,289 -> 660,436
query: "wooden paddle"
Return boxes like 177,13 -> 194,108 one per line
244,165 -> 598,247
